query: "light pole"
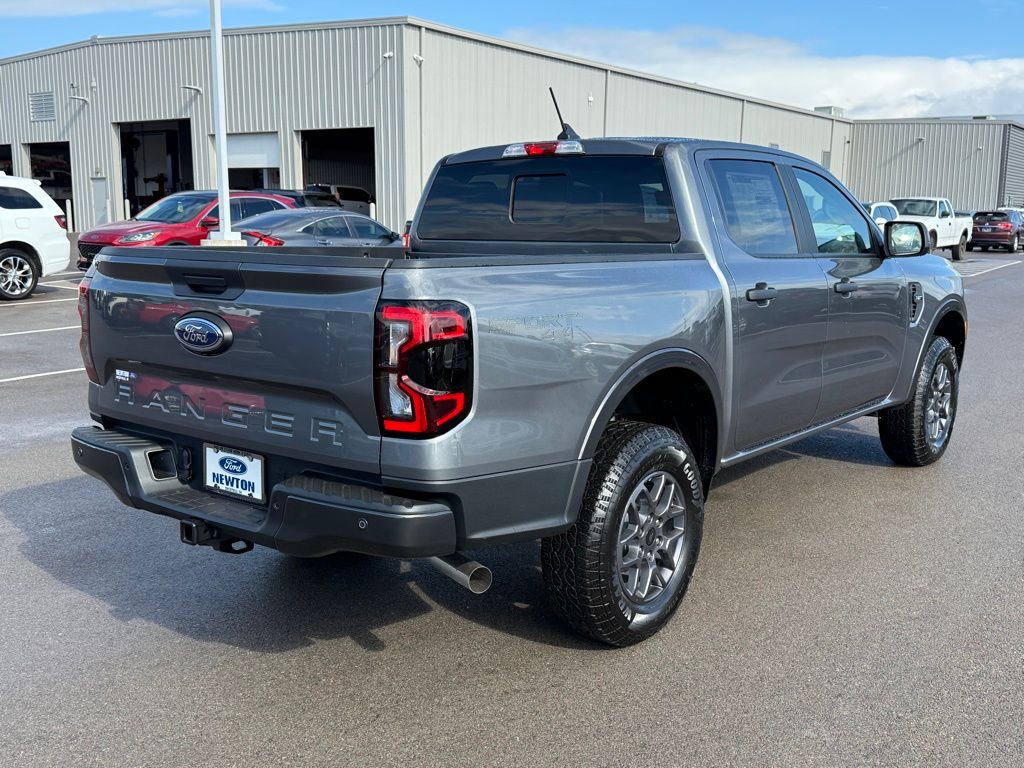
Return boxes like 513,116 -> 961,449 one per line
204,0 -> 241,245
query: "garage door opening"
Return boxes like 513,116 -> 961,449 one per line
120,120 -> 194,217
0,145 -> 11,175
225,132 -> 281,191
301,128 -> 375,213
29,141 -> 72,213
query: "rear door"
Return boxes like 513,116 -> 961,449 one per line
348,217 -> 393,246
786,164 -> 908,420
697,150 -> 830,450
86,249 -> 390,475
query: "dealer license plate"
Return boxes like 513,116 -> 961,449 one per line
204,443 -> 265,503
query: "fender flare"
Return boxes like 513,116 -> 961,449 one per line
577,348 -> 723,464
912,297 -> 967,378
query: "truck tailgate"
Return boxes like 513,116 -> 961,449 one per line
85,248 -> 391,476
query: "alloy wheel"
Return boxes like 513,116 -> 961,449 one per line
925,362 -> 954,449
615,471 -> 687,606
0,254 -> 34,297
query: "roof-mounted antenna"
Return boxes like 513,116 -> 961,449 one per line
549,87 -> 581,141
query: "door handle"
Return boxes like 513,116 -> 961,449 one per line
834,279 -> 858,295
316,238 -> 331,245
745,283 -> 778,306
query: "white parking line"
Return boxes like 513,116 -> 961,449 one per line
0,325 -> 79,338
41,271 -> 83,279
964,260 -> 1021,277
0,297 -> 77,308
38,282 -> 82,291
0,367 -> 84,384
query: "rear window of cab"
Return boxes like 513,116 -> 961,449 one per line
417,156 -> 680,243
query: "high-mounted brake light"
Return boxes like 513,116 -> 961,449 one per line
502,140 -> 584,158
375,301 -> 472,437
78,278 -> 100,384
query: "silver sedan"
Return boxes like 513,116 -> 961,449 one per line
232,208 -> 403,248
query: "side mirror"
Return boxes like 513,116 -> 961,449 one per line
939,210 -> 951,219
885,220 -> 929,257
388,231 -> 401,241
874,217 -> 888,228
200,216 -> 219,229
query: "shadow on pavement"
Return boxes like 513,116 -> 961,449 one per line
2,477 -> 592,654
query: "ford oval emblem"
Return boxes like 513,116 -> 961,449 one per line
218,456 -> 246,475
173,315 -> 231,355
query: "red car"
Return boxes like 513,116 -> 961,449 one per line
76,190 -> 296,269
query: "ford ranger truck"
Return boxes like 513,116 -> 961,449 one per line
72,138 -> 967,646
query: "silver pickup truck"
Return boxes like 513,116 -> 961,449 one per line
72,138 -> 966,646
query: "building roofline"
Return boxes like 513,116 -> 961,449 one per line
0,15 -> 851,125
853,116 -> 1024,131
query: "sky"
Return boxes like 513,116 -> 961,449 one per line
1,0 -> 1022,119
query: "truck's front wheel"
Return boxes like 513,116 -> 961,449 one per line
541,420 -> 704,646
878,336 -> 959,466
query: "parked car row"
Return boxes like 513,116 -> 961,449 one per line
75,189 -> 401,270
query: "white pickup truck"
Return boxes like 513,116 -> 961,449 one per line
890,197 -> 973,260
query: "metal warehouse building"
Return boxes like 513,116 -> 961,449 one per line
847,118 -> 1024,212
0,16 -> 855,232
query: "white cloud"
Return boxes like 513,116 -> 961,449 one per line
0,0 -> 281,17
504,25 -> 1024,119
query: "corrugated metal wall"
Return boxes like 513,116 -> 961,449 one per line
1000,124 -> 1024,208
847,121 -> 1005,210
0,17 -> 853,231
0,21 -> 408,230
407,23 -> 851,214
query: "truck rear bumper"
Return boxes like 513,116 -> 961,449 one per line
71,425 -> 457,558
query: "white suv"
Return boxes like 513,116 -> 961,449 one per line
0,173 -> 71,300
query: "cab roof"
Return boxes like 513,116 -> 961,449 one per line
442,137 -> 820,166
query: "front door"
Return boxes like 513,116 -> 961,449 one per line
699,152 -> 831,451
787,165 -> 908,420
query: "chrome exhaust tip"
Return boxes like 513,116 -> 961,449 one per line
427,552 -> 492,595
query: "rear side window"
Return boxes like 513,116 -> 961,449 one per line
708,159 -> 798,255
418,156 -> 680,242
241,198 -> 283,219
0,185 -> 43,210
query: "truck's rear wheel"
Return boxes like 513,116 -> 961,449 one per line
541,420 -> 704,646
878,336 -> 959,466
950,233 -> 966,261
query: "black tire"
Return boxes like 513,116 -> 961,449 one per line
878,336 -> 959,467
966,243 -> 975,252
541,420 -> 704,646
0,247 -> 39,300
981,245 -> 990,252
1008,234 -> 1019,254
951,233 -> 966,261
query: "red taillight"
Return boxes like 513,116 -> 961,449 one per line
54,215 -> 67,230
242,230 -> 284,247
78,279 -> 99,384
998,222 -> 1013,230
375,301 -> 472,437
401,232 -> 410,250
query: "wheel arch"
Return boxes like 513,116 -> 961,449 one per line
0,241 -> 42,273
579,349 -> 722,495
932,303 -> 967,364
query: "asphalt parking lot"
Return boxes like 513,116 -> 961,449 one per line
1,254 -> 1022,767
